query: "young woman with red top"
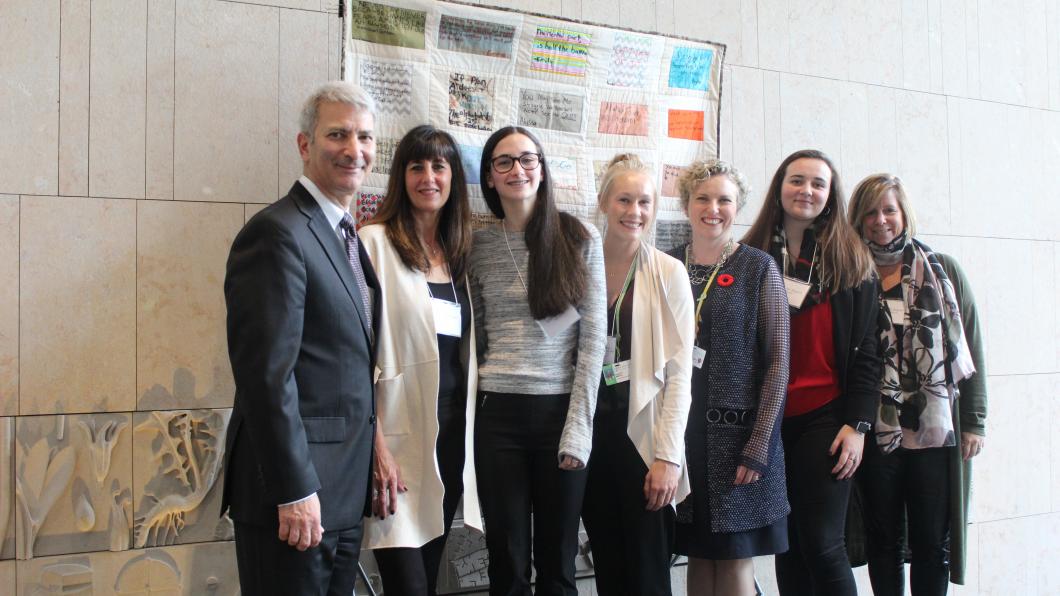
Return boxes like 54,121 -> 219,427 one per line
743,149 -> 881,596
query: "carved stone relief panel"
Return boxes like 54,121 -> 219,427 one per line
132,409 -> 232,549
14,413 -> 133,559
1,417 -> 13,559
17,541 -> 239,595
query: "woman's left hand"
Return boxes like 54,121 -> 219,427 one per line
829,424 -> 865,480
961,432 -> 985,461
733,465 -> 761,485
559,455 -> 584,470
643,459 -> 679,511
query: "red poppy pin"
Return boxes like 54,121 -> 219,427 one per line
717,274 -> 734,287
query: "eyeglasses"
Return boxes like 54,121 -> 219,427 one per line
490,152 -> 542,173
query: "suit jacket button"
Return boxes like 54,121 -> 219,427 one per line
369,415 -> 377,425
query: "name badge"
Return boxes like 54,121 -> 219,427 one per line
536,305 -> 581,338
431,297 -> 462,337
783,276 -> 812,308
885,298 -> 908,324
604,336 -> 617,365
692,346 -> 706,369
602,360 -> 630,386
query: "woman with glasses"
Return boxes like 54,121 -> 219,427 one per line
469,126 -> 606,596
359,125 -> 479,596
847,174 -> 985,596
670,160 -> 790,596
742,150 -> 880,596
580,154 -> 694,596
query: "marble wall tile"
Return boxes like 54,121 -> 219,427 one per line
147,0 -> 177,201
1035,109 -> 1060,241
0,0 -> 59,196
58,0 -> 91,197
278,9 -> 329,199
0,560 -> 11,594
652,0 -> 675,35
131,409 -> 232,549
901,0 -> 932,91
16,541 -> 239,596
838,82 -> 898,192
174,0 -> 279,204
925,0 -> 945,93
777,73 -> 843,166
19,196 -> 136,415
1,418 -> 13,559
1049,0 -> 1060,110
560,0 -> 582,21
328,5 -> 341,81
240,0 -> 318,8
0,198 -> 16,418
976,239 -> 1056,376
761,70 -> 784,179
976,513 -> 1060,595
89,0 -> 147,199
719,66 -> 735,163
14,413 -> 133,559
895,90 -> 950,235
939,0 -> 969,97
844,1 -> 902,88
582,0 -> 621,27
786,0 -> 846,80
972,375 -> 1052,523
756,0 -> 790,73
619,0 -> 656,32
727,66 -> 767,225
674,0 -> 753,67
978,0 -> 1050,108
1051,373 -> 1060,514
964,0 -> 982,98
137,202 -> 241,410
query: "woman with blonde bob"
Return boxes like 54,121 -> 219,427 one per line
669,159 -> 791,596
580,154 -> 694,596
847,174 -> 985,596
360,124 -> 479,596
743,149 -> 880,596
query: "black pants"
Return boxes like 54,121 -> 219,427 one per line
374,391 -> 467,595
857,438 -> 951,596
234,521 -> 362,596
474,391 -> 588,596
582,405 -> 674,596
775,403 -> 857,596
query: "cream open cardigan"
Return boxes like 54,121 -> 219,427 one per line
625,244 -> 695,505
359,223 -> 482,549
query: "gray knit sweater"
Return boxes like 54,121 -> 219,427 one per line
468,223 -> 606,463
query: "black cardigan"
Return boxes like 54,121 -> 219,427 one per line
829,276 -> 883,428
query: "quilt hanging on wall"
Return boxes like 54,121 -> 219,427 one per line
346,0 -> 726,248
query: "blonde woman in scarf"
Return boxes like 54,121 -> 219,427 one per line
847,173 -> 986,596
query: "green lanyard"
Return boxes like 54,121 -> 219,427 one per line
691,265 -> 721,339
609,253 -> 638,362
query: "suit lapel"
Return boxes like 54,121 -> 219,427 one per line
291,184 -> 373,340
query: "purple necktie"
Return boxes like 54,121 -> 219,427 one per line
340,213 -> 372,337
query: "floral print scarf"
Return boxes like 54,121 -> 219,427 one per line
868,233 -> 976,452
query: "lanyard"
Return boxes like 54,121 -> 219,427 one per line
781,240 -> 818,283
685,240 -> 731,339
608,253 -> 638,362
425,238 -> 459,302
501,221 -> 529,297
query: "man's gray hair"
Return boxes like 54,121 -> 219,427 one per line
299,81 -> 377,138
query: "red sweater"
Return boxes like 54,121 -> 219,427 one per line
785,299 -> 842,417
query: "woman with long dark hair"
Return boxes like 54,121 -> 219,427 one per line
847,174 -> 985,595
360,124 -> 478,596
469,126 -> 606,595
743,149 -> 880,596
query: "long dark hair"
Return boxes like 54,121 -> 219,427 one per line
742,149 -> 874,293
369,124 -> 472,280
480,126 -> 590,319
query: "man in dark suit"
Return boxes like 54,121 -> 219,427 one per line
222,81 -> 379,596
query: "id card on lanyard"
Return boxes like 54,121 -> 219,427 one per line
428,275 -> 462,338
689,257 -> 722,370
602,254 -> 637,383
782,241 -> 817,309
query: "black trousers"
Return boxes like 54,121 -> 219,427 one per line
474,391 -> 588,596
775,403 -> 857,596
582,404 -> 674,596
234,520 -> 363,596
374,391 -> 467,595
857,438 -> 951,596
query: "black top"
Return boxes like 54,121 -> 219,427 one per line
428,280 -> 471,402
597,278 -> 635,416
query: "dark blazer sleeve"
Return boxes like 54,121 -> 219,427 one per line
843,276 -> 883,428
225,215 -> 321,505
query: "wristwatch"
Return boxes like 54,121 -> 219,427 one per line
853,421 -> 872,434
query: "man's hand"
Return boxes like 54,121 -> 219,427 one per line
278,494 -> 324,551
